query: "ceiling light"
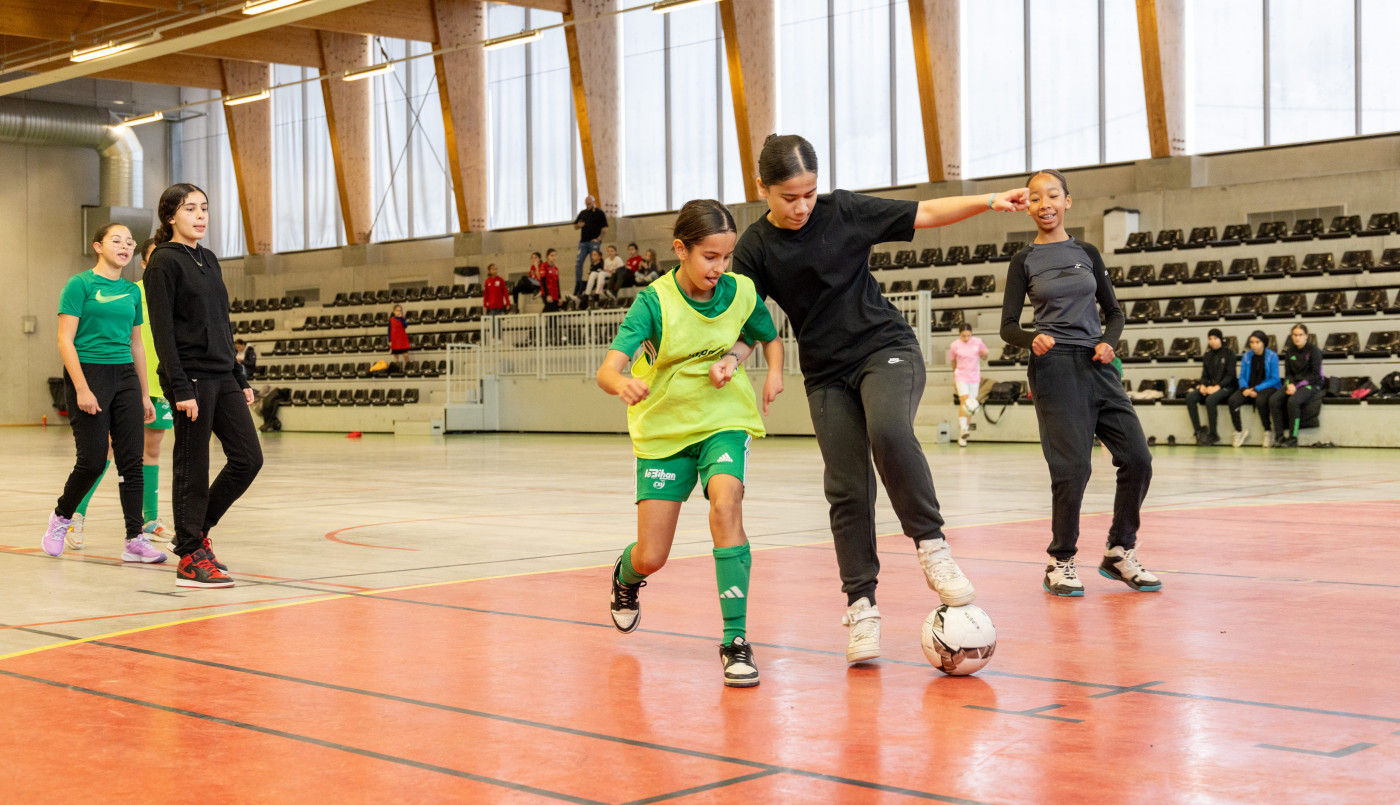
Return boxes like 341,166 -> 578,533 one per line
71,31 -> 162,63
224,89 -> 270,106
342,62 -> 394,81
121,111 -> 165,127
652,0 -> 719,13
242,0 -> 305,15
482,29 -> 543,51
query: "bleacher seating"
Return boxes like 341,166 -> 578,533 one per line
1186,260 -> 1222,283
1184,226 -> 1215,249
1165,337 -> 1201,361
1160,298 -> 1195,322
1281,218 -> 1323,242
1124,265 -> 1155,286
1213,224 -> 1250,246
1266,292 -> 1308,319
1320,215 -> 1361,239
1362,212 -> 1399,236
1246,221 -> 1287,244
1152,262 -> 1188,284
1307,290 -> 1348,316
1336,250 -> 1372,274
1322,332 -> 1359,358
1359,331 -> 1399,357
1194,296 -> 1231,321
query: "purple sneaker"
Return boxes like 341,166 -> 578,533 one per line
42,512 -> 71,557
122,535 -> 168,564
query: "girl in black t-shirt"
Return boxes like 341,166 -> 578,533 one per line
732,133 -> 1028,664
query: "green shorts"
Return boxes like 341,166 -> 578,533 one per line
147,397 -> 174,430
635,430 -> 752,503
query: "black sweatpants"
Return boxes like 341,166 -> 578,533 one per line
56,363 -> 145,536
1268,385 -> 1325,437
807,344 -> 945,606
172,373 -> 263,556
1027,345 -> 1152,560
1227,387 -> 1278,432
1185,387 -> 1233,437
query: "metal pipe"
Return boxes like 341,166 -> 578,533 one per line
0,98 -> 143,207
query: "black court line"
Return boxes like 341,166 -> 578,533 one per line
28,640 -> 991,805
1087,681 -> 1165,699
1256,742 -> 1377,758
963,704 -> 1082,723
0,668 -> 605,805
619,771 -> 779,805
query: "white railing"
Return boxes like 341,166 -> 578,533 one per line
445,342 -> 484,404
468,291 -> 932,380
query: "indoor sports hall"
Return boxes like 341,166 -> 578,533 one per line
3,1 -> 1398,803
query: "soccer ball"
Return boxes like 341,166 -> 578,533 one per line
921,604 -> 996,676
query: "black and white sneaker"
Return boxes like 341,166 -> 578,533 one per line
719,637 -> 760,687
609,557 -> 644,633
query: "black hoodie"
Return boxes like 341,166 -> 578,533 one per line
143,241 -> 247,402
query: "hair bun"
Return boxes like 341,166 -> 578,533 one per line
763,133 -> 780,146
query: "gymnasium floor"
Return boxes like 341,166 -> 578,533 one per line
1,426 -> 1397,804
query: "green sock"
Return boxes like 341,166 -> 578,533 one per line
74,460 -> 109,517
713,543 -> 751,645
618,542 -> 648,586
142,464 -> 159,523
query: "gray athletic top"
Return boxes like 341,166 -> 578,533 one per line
999,238 -> 1124,350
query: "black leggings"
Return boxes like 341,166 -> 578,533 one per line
57,363 -> 145,536
1027,346 -> 1152,560
806,343 -> 945,606
1268,385 -> 1325,437
1227,387 -> 1279,432
171,373 -> 263,555
1185,387 -> 1233,436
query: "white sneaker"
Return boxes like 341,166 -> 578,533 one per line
916,539 -> 976,606
64,513 -> 86,550
841,598 -> 881,663
1099,546 -> 1162,592
958,430 -> 968,447
1262,431 -> 1275,448
1232,429 -> 1248,448
965,398 -> 980,414
718,637 -> 760,687
1044,556 -> 1084,596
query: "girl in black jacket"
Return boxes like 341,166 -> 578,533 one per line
144,183 -> 263,589
1185,328 -> 1237,445
1269,323 -> 1325,448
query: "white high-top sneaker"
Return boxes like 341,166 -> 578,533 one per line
1232,429 -> 1249,448
1044,556 -> 1084,597
1099,546 -> 1163,592
916,539 -> 976,606
841,598 -> 881,663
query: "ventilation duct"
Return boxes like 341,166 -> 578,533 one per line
0,97 -> 143,208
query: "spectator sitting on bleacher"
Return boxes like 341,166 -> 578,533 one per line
513,252 -> 543,311
635,249 -> 661,286
1269,323 -> 1325,449
483,264 -> 510,317
1227,330 -> 1280,448
389,304 -> 410,367
540,249 -> 562,312
582,248 -> 611,300
608,242 -> 642,296
1185,328 -> 1236,446
234,338 -> 257,381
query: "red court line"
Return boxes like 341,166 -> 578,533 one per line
0,591 -> 338,631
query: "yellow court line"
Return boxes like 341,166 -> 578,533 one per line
4,499 -> 1385,665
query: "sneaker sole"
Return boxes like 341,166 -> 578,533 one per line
1098,567 -> 1162,592
936,588 -> 977,607
846,646 -> 880,663
175,577 -> 235,588
41,543 -> 64,557
723,676 -> 760,688
122,552 -> 168,564
1043,580 -> 1084,597
64,537 -> 83,550
610,612 -> 640,633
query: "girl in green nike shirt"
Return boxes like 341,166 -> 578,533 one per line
596,199 -> 784,688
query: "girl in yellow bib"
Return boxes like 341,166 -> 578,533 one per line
596,199 -> 785,687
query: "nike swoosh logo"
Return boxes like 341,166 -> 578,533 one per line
95,290 -> 130,303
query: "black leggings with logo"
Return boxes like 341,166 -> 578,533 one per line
57,363 -> 145,536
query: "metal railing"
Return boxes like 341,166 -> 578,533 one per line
445,342 -> 484,404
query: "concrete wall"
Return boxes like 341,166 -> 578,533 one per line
1,81 -> 178,424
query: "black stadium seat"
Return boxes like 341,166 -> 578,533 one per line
1321,332 -> 1358,358
1245,221 -> 1287,244
1258,255 -> 1293,279
1223,257 -> 1257,280
1358,331 -> 1399,357
1306,290 -> 1347,316
888,280 -> 912,294
1160,298 -> 1195,322
1227,294 -> 1268,320
1213,223 -> 1251,246
970,244 -> 997,263
1118,232 -> 1151,253
1361,212 -> 1399,236
1335,250 -> 1372,274
1127,300 -> 1159,324
916,248 -> 941,267
1184,226 -> 1216,249
1320,214 -> 1361,239
1265,292 -> 1308,319
1165,337 -> 1201,362
1152,262 -> 1188,284
1281,217 -> 1322,242
1192,296 -> 1231,321
1347,288 -> 1390,315
1185,260 -> 1222,283
893,249 -> 916,268
1123,264 -> 1155,286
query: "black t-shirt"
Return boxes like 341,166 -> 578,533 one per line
575,207 -> 608,242
732,190 -> 920,392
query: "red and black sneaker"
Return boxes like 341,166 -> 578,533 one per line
176,548 -> 235,589
201,535 -> 228,572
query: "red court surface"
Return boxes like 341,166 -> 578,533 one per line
3,501 -> 1398,804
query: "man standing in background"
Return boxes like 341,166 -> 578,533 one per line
573,195 -> 608,296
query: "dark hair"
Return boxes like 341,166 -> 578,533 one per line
139,237 -> 158,262
155,182 -> 208,243
628,242 -> 638,250
234,338 -> 246,346
531,251 -> 541,260
958,322 -> 973,333
673,199 -> 737,249
758,134 -> 819,186
1029,168 -> 1069,194
1290,322 -> 1309,335
1207,328 -> 1224,341
546,249 -> 556,257
92,222 -> 129,245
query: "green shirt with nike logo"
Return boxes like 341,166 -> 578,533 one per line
58,269 -> 143,364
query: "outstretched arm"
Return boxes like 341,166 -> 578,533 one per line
914,189 -> 1029,229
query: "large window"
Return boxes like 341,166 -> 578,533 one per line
272,65 -> 344,253
178,88 -> 245,258
779,1 -> 832,193
1268,0 -> 1354,145
961,0 -> 1026,178
1360,0 -> 1400,134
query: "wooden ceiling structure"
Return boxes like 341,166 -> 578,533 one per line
0,0 -> 1183,255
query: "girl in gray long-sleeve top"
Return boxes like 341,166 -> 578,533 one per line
1000,169 -> 1160,598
